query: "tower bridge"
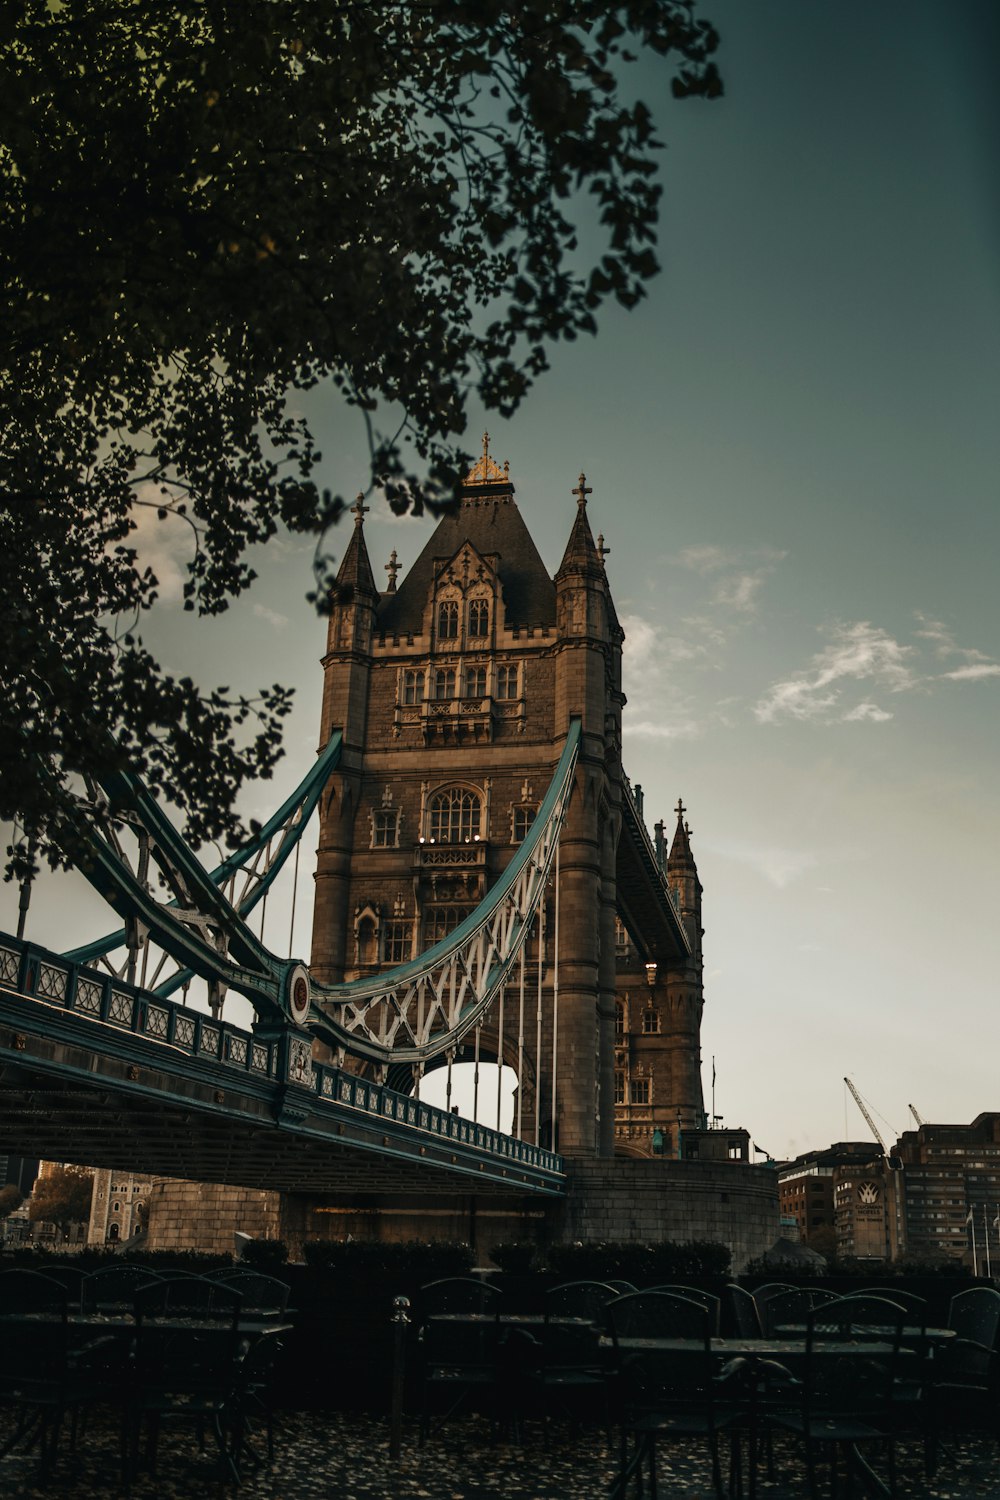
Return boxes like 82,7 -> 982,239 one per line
1,444 -> 778,1265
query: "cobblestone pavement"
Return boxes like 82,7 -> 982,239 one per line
1,1410 -> 998,1498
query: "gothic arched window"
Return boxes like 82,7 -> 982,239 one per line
468,598 -> 489,637
438,600 -> 459,639
428,786 -> 482,844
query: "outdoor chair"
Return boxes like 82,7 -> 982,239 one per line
948,1287 -> 1000,1350
767,1293 -> 906,1500
646,1285 -> 722,1335
606,1291 -> 742,1500
38,1263 -> 86,1309
523,1281 -> 617,1438
724,1283 -> 762,1339
80,1263 -> 163,1313
416,1279 -> 502,1443
226,1325 -> 286,1475
0,1269 -> 101,1477
757,1286 -> 836,1337
206,1267 -> 290,1313
123,1277 -> 245,1485
749,1282 -> 795,1334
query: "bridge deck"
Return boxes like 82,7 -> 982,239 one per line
0,935 -> 564,1197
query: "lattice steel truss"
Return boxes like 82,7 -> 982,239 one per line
311,719 -> 580,1067
60,720 -> 580,1065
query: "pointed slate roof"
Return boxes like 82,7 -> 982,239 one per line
333,495 -> 377,598
377,490 -> 556,633
668,800 -> 697,870
556,472 -> 601,577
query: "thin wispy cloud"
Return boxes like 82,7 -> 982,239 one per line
941,663 -> 1000,681
677,544 -> 787,615
843,701 -> 894,723
252,602 -> 289,629
754,622 -> 915,725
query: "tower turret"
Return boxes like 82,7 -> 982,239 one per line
312,496 -> 378,984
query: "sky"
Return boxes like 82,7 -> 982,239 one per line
4,2 -> 999,1161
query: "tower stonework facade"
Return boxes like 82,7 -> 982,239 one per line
311,446 -> 705,1159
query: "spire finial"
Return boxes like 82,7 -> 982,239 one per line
384,548 -> 399,592
462,433 -> 508,486
675,798 -> 686,822
351,493 -> 370,527
572,472 -> 593,509
596,532 -> 610,564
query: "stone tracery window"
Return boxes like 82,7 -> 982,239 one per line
422,905 -> 473,945
468,598 -> 489,637
438,600 -> 459,639
433,668 -> 456,699
495,663 -> 519,699
465,665 -> 487,697
428,786 -> 482,844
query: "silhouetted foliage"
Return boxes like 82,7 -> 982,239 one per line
302,1238 -> 474,1279
0,1184 -> 24,1217
545,1237 -> 730,1282
0,2 -> 720,877
241,1236 -> 290,1270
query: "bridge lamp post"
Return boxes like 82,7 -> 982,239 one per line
651,1128 -> 664,1156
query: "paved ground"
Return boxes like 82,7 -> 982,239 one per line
1,1410 -> 998,1498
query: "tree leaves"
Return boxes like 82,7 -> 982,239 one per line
0,1 -> 720,877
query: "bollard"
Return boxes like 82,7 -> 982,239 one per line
389,1294 -> 411,1462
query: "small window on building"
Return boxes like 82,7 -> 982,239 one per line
512,805 -> 536,843
630,1079 -> 650,1106
402,669 -> 424,705
615,917 -> 629,952
434,668 -> 456,700
382,921 -> 411,964
465,665 -> 487,698
429,787 -> 482,844
615,1003 -> 625,1039
438,600 -> 459,639
422,906 -> 473,946
495,663 -> 519,699
372,809 -> 399,848
614,1072 -> 625,1105
468,598 -> 489,637
728,1140 -> 742,1160
641,1009 -> 660,1035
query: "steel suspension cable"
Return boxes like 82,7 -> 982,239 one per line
551,839 -> 560,1150
516,943 -> 525,1140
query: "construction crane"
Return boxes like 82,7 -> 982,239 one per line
845,1076 -> 888,1152
908,1104 -> 924,1127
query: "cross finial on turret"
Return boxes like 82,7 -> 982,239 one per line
675,798 -> 686,821
384,549 -> 399,592
596,533 -> 610,564
351,493 -> 370,527
572,472 -> 593,508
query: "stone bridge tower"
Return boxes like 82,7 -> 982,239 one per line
311,442 -> 704,1159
